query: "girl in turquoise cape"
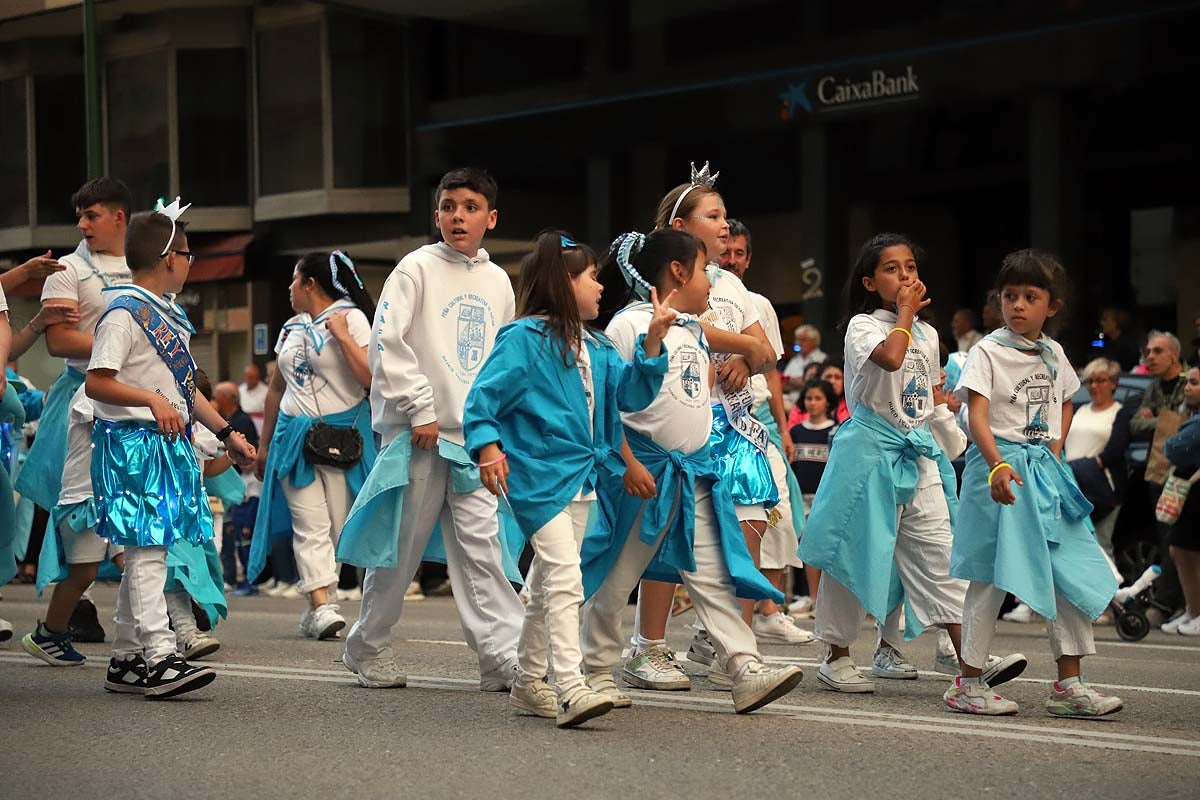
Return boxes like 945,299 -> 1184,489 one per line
948,250 -> 1123,718
462,231 -> 672,728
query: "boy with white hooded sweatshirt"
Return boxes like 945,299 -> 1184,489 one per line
338,168 -> 524,690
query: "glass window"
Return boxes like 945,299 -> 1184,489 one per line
0,77 -> 28,227
34,75 -> 86,225
329,13 -> 406,187
107,51 -> 170,211
256,22 -> 323,195
178,48 -> 249,206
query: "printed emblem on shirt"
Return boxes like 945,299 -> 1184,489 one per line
794,443 -> 830,462
291,351 -> 322,392
900,354 -> 930,419
440,293 -> 498,384
668,343 -> 708,409
701,304 -> 739,335
1024,383 -> 1053,441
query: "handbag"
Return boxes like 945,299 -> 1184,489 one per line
1155,467 -> 1200,525
1145,409 -> 1184,485
299,331 -> 364,470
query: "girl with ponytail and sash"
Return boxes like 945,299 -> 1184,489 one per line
580,228 -> 804,715
250,252 -> 376,641
462,230 -> 672,727
948,250 -> 1123,718
799,234 -> 1026,703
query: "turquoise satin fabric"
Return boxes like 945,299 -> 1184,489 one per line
14,367 -> 84,511
91,419 -> 213,547
709,404 -> 779,508
204,466 -> 246,508
753,401 -> 807,540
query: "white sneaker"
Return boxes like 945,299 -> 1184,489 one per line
620,644 -> 691,691
817,656 -> 875,693
557,687 -> 614,728
1002,602 -> 1041,623
1177,616 -> 1200,637
944,676 -> 1019,715
981,652 -> 1028,688
1046,680 -> 1123,717
752,612 -> 816,645
279,583 -> 302,599
510,678 -> 558,718
706,659 -> 733,690
404,581 -> 425,601
0,618 -> 13,643
585,672 -> 632,708
731,661 -> 804,713
787,596 -> 814,618
1162,612 -> 1196,634
338,586 -> 362,602
480,658 -> 518,692
300,604 -> 346,640
872,643 -> 918,679
179,632 -> 221,660
342,647 -> 407,688
686,630 -> 717,666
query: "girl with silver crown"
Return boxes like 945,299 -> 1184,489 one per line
248,251 -> 377,641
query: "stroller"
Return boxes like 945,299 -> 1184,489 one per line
1109,564 -> 1168,642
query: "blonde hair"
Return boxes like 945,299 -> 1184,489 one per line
653,183 -> 720,230
1080,358 -> 1120,382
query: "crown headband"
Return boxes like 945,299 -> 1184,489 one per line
329,250 -> 363,298
560,235 -> 579,249
611,232 -> 652,301
666,161 -> 719,227
155,196 -> 192,258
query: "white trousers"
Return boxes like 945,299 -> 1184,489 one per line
517,500 -> 591,697
112,546 -> 174,666
164,589 -> 198,644
961,581 -> 1094,668
346,446 -> 523,674
878,606 -> 957,657
815,483 -> 967,648
282,464 -> 351,594
582,481 -> 760,676
759,439 -> 803,570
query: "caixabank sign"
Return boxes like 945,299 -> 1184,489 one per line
780,64 -> 921,119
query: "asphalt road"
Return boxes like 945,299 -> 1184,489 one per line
2,582 -> 1198,799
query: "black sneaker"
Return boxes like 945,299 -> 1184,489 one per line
105,655 -> 149,694
144,654 -> 216,700
68,598 -> 107,643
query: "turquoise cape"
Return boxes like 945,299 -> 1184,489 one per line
753,401 -> 807,543
13,366 -> 85,512
0,384 -> 26,585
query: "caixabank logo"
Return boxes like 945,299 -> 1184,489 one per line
780,64 -> 920,119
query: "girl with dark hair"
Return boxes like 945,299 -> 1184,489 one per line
462,230 -> 674,728
799,233 -> 1026,702
949,249 -> 1123,717
580,229 -> 804,714
250,251 -> 377,641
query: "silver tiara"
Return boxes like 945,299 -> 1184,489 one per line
668,161 -> 719,224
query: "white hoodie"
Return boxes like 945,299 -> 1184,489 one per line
369,241 -> 515,446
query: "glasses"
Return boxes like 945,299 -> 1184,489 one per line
170,250 -> 195,266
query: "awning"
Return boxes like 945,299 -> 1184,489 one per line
188,233 -> 253,282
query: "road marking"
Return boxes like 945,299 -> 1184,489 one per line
4,654 -> 1197,757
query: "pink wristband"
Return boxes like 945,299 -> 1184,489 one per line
477,453 -> 507,468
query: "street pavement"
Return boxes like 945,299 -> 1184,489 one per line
2,582 -> 1198,799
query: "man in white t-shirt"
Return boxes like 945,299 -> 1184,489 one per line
238,363 -> 269,435
782,325 -> 827,407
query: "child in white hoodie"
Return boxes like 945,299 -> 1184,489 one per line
338,168 -> 525,690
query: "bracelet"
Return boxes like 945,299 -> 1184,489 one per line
888,326 -> 913,345
987,462 -> 1013,486
478,453 -> 507,468
215,425 -> 234,441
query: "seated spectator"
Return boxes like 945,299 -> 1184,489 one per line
951,308 -> 983,353
787,359 -> 850,428
1065,358 -> 1132,560
1161,365 -> 1200,635
782,324 -> 827,408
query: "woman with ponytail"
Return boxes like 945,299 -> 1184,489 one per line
250,251 -> 377,640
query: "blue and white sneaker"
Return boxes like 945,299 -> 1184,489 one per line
21,622 -> 87,666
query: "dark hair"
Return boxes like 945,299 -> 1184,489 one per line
819,359 -> 845,398
436,167 -> 498,210
72,177 -> 132,219
295,251 -> 377,321
653,183 -> 721,230
195,368 -> 213,401
125,212 -> 187,272
596,228 -> 705,327
801,361 -> 823,382
839,232 -> 923,332
727,218 -> 752,256
515,230 -> 598,366
993,249 -> 1069,332
801,378 -> 837,412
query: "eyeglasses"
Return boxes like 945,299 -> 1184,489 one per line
170,250 -> 195,266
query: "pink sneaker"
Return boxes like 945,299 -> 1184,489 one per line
943,676 -> 1019,715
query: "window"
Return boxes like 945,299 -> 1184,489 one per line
329,13 -> 406,188
34,75 -> 86,224
0,78 -> 28,227
256,22 -> 323,195
107,51 -> 170,211
178,48 -> 249,206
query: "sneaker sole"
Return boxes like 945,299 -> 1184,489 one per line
510,696 -> 558,718
1045,702 -> 1124,719
183,641 -> 221,661
944,698 -> 1018,716
754,632 -> 816,645
981,654 -> 1028,689
20,635 -> 85,667
0,629 -> 11,643
145,668 -> 216,699
816,670 -> 875,693
316,619 -> 346,641
557,698 -> 615,728
104,680 -> 146,695
620,668 -> 691,691
734,667 -> 804,714
871,667 -> 919,680
686,648 -> 715,667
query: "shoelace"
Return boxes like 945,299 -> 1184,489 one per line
645,647 -> 679,671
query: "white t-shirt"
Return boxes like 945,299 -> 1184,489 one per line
239,381 -> 269,434
844,309 -> 939,433
606,305 -> 712,455
955,336 -> 1080,445
573,331 -> 597,502
58,385 -> 95,506
0,281 -> 8,313
275,299 -> 370,418
703,268 -> 759,336
1064,401 -> 1122,461
749,291 -> 783,408
88,287 -> 193,424
42,247 -> 132,372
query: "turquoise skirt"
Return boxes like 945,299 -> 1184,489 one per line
709,405 -> 778,508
